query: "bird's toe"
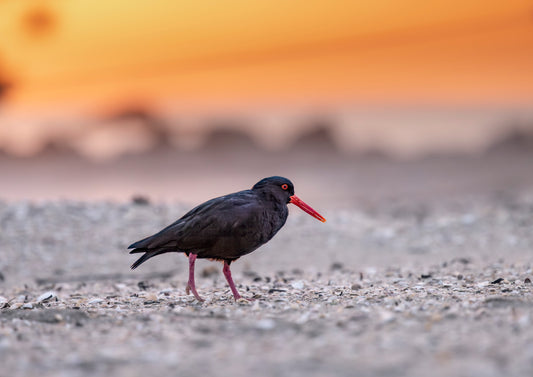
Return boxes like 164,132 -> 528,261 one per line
235,297 -> 254,303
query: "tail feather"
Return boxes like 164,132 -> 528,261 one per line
128,239 -> 150,249
130,249 -> 168,270
129,248 -> 146,254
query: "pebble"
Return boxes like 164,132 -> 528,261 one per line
13,295 -> 26,304
37,291 -> 57,303
291,281 -> 304,290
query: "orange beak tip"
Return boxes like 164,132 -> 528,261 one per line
289,195 -> 326,223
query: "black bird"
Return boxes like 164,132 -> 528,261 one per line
128,176 -> 326,301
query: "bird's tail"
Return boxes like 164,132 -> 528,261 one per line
129,248 -> 169,270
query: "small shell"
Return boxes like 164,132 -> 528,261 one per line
37,291 -> 57,303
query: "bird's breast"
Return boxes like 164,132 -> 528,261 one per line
200,202 -> 288,260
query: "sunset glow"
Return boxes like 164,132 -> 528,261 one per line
0,0 -> 532,114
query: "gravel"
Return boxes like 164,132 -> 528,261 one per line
1,194 -> 533,377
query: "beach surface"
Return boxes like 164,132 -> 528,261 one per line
1,190 -> 533,377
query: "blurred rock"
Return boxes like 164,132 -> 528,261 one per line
486,128 -> 533,154
289,122 -> 339,153
131,195 -> 151,206
202,126 -> 259,152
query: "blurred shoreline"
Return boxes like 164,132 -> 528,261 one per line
0,125 -> 532,206
1,105 -> 533,159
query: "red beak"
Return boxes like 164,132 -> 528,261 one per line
289,195 -> 326,222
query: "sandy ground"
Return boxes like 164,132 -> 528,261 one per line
1,188 -> 533,377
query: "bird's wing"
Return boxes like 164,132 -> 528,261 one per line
128,190 -> 262,251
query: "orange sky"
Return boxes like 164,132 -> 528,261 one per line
0,0 -> 532,113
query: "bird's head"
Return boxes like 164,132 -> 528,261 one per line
252,176 -> 326,222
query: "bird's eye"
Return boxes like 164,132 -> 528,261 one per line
281,184 -> 288,190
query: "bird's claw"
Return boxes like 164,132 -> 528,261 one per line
235,296 -> 254,303
186,284 -> 205,302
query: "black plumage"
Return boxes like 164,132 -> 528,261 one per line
128,176 -> 325,301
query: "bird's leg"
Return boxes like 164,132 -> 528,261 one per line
186,253 -> 204,302
222,261 -> 242,300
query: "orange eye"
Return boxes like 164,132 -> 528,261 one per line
281,184 -> 288,190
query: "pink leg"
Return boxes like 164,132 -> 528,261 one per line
223,261 -> 242,300
186,254 -> 204,302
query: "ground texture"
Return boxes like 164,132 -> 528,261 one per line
1,194 -> 533,377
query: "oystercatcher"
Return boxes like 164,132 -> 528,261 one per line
129,176 -> 325,301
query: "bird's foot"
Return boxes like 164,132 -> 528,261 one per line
234,295 -> 255,302
186,284 -> 205,302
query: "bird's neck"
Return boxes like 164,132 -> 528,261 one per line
256,190 -> 287,208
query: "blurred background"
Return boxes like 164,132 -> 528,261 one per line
0,0 -> 532,206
